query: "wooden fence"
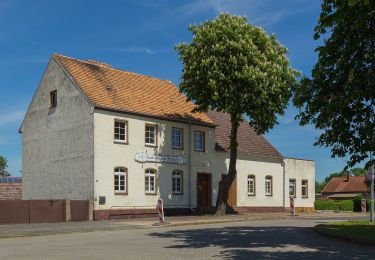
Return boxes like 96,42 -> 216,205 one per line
0,199 -> 91,225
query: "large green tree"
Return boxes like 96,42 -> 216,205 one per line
293,0 -> 375,168
176,14 -> 299,214
0,155 -> 10,177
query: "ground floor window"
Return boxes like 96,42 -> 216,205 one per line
265,176 -> 272,196
114,167 -> 127,194
145,168 -> 157,194
247,175 -> 255,195
302,180 -> 308,198
172,170 -> 183,194
289,179 -> 296,197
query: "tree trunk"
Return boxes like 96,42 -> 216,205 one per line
215,113 -> 240,215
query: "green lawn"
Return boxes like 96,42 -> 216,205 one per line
315,220 -> 375,245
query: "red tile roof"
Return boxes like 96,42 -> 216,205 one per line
53,54 -> 214,126
206,110 -> 283,159
322,176 -> 368,193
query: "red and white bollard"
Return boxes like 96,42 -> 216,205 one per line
156,198 -> 165,224
290,196 -> 296,216
361,198 -> 367,214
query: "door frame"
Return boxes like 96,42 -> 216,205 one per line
197,172 -> 212,208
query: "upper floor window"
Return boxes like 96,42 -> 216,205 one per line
194,130 -> 205,151
145,168 -> 157,194
114,120 -> 128,143
172,127 -> 183,149
50,90 -> 57,108
114,167 -> 127,194
289,179 -> 296,197
145,124 -> 157,146
265,175 -> 273,196
302,180 -> 308,198
247,175 -> 255,196
172,170 -> 183,194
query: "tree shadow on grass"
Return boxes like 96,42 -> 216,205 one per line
149,225 -> 375,259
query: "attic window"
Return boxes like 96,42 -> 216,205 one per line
50,90 -> 57,108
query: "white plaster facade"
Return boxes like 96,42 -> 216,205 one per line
21,56 -> 315,216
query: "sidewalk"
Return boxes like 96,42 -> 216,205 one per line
0,212 -> 366,239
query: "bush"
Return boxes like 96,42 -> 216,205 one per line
353,195 -> 370,212
315,199 -> 354,211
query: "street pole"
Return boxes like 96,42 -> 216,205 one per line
370,152 -> 374,223
371,159 -> 374,223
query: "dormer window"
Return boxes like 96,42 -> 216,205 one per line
50,90 -> 57,108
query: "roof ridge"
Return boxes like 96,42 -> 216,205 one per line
52,53 -> 173,84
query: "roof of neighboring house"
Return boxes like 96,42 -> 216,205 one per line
53,54 -> 214,126
206,110 -> 283,159
322,176 -> 368,193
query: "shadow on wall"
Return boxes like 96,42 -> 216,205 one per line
148,225 -> 374,259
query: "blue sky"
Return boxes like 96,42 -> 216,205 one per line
0,0 -> 362,180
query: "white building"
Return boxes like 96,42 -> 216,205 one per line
20,54 -> 315,220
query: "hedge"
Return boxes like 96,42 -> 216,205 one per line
315,195 -> 370,212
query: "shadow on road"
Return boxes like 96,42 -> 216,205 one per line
149,225 -> 374,259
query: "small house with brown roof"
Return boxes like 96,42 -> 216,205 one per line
321,175 -> 369,200
20,54 -> 315,219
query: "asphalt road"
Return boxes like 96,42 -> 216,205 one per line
0,217 -> 373,260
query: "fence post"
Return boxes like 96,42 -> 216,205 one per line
88,197 -> 94,221
65,199 -> 71,222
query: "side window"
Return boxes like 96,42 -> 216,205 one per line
114,167 -> 127,194
50,90 -> 57,108
247,175 -> 255,196
289,179 -> 296,197
302,180 -> 308,198
265,175 -> 273,196
194,130 -> 205,151
114,120 -> 128,143
172,170 -> 183,194
145,168 -> 157,194
172,127 -> 183,149
145,124 -> 157,146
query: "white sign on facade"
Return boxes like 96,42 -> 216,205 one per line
134,152 -> 186,165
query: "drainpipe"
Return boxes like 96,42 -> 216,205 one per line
282,159 -> 286,210
188,119 -> 192,211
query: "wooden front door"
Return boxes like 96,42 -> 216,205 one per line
197,173 -> 212,208
222,175 -> 237,207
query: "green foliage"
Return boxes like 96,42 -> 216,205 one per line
315,199 -> 354,211
293,0 -> 375,168
176,13 -> 299,133
0,156 -> 10,177
353,194 -> 370,212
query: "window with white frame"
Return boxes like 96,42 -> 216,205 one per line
302,180 -> 308,198
172,170 -> 183,194
289,179 -> 296,197
194,131 -> 205,151
114,120 -> 128,143
145,168 -> 157,194
114,167 -> 127,193
145,124 -> 157,146
247,175 -> 255,195
265,176 -> 272,196
172,127 -> 183,149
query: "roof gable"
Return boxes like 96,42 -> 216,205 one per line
206,110 -> 283,159
53,54 -> 213,126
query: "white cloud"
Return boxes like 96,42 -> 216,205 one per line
0,111 -> 25,126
